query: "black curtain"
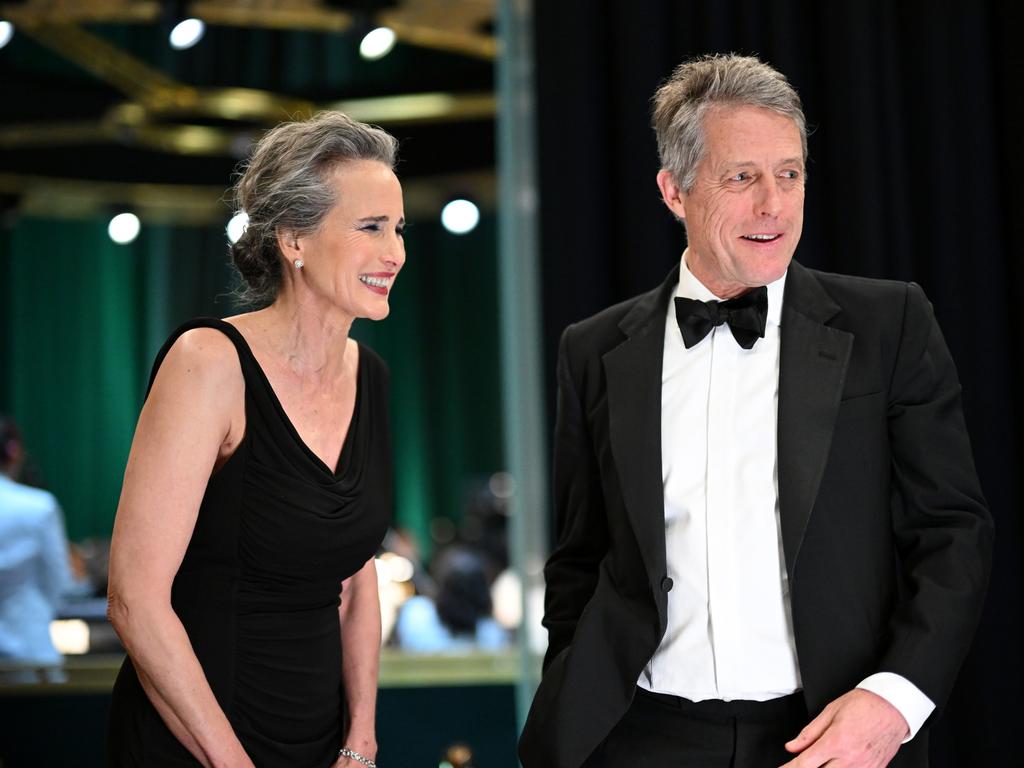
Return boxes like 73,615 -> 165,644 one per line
533,1 -> 1020,764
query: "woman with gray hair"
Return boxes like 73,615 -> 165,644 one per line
106,111 -> 404,768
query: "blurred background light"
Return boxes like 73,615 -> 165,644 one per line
488,471 -> 515,499
376,552 -> 415,584
0,21 -> 13,50
359,27 -> 397,61
386,554 -> 414,583
108,212 -> 141,244
441,198 -> 479,234
50,619 -> 90,655
169,18 -> 205,50
226,211 -> 249,244
491,569 -> 522,629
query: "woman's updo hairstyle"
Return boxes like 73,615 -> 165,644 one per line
230,110 -> 399,305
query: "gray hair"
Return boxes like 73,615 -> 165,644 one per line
230,110 -> 399,305
652,54 -> 807,192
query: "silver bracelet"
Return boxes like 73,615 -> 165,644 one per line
338,747 -> 377,768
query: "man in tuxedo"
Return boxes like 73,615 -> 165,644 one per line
518,54 -> 992,768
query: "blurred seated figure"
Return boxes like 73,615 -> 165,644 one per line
0,414 -> 74,683
396,545 -> 509,653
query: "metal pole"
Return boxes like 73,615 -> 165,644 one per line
496,0 -> 547,738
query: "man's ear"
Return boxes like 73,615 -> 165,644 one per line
656,169 -> 688,221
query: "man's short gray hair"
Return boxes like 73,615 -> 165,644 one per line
652,54 -> 807,192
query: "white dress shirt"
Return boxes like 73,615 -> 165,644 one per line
638,253 -> 934,740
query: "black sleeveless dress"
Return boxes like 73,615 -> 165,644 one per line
107,318 -> 392,767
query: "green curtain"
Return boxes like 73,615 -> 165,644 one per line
3,217 -> 143,540
0,213 -> 503,552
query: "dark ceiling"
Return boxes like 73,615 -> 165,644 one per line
0,0 -> 496,217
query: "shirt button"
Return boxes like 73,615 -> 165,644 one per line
660,577 -> 673,592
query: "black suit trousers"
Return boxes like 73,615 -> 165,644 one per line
584,689 -> 808,768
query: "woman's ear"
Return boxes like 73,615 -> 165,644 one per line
276,228 -> 301,260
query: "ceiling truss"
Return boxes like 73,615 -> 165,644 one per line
0,0 -> 497,216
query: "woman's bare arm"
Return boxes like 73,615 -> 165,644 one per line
336,557 -> 381,766
107,328 -> 253,768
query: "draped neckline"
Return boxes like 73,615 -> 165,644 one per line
215,319 -> 364,480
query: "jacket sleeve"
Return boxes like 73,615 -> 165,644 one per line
540,324 -> 610,671
878,282 -> 994,710
38,496 -> 73,608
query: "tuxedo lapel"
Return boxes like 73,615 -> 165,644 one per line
602,266 -> 679,625
600,262 -> 849,605
777,262 -> 853,581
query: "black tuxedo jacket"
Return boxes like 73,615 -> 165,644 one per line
519,261 -> 993,768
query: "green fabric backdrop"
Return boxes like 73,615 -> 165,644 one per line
0,214 -> 503,552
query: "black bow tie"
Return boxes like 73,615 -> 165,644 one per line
674,286 -> 768,350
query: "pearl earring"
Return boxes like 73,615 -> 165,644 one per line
294,259 -> 304,269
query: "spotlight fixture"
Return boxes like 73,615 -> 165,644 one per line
226,211 -> 248,244
169,18 -> 205,50
50,619 -> 90,655
108,213 -> 141,245
359,27 -> 397,61
0,20 -> 13,50
441,199 -> 480,235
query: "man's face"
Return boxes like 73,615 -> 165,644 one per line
660,105 -> 805,297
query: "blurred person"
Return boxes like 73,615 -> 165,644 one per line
106,111 -> 403,768
462,479 -> 511,575
0,414 -> 74,683
519,54 -> 992,768
396,546 -> 508,653
380,526 -> 432,598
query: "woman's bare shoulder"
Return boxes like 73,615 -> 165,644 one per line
151,327 -> 244,411
164,327 -> 241,380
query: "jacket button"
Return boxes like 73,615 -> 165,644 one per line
660,577 -> 673,592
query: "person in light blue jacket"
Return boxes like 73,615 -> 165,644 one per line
0,414 -> 73,683
396,545 -> 509,653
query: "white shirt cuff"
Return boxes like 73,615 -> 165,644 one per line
856,672 -> 935,742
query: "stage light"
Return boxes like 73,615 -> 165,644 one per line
379,552 -> 414,583
108,212 -> 141,244
492,570 -> 522,629
50,619 -> 90,655
375,552 -> 415,584
226,211 -> 248,244
488,471 -> 515,499
441,199 -> 479,235
359,27 -> 396,60
169,18 -> 205,50
0,21 -> 13,50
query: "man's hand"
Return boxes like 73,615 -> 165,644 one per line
779,688 -> 909,768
